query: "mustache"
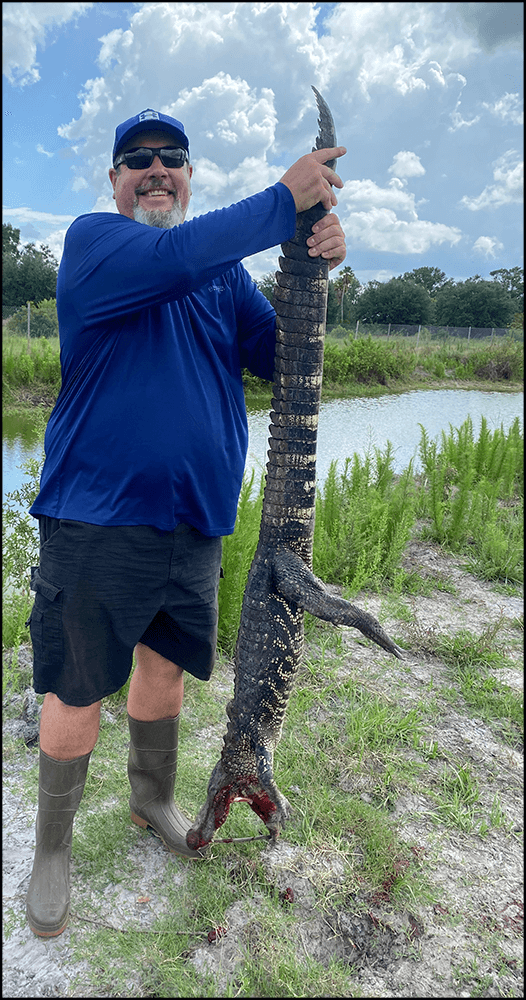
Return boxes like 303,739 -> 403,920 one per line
135,182 -> 175,195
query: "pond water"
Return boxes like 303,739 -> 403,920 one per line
3,389 -> 523,506
245,388 -> 523,484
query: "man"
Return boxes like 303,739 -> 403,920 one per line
25,107 -> 347,937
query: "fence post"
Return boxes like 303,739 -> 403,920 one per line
27,301 -> 31,354
416,325 -> 421,349
467,327 -> 471,342
355,320 -> 359,340
387,323 -> 391,339
491,328 -> 495,344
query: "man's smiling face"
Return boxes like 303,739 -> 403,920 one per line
109,130 -> 193,227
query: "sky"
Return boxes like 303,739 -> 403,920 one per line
2,1 -> 524,287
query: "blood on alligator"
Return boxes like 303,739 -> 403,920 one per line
186,777 -> 277,850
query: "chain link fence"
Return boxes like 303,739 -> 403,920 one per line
326,321 -> 520,342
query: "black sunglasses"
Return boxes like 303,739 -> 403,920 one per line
113,146 -> 188,170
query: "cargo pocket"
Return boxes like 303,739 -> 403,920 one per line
27,567 -> 64,667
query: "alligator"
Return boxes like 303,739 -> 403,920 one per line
187,87 -> 403,851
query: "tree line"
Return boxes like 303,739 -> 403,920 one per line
3,222 -> 523,332
258,264 -> 524,330
2,224 -> 59,319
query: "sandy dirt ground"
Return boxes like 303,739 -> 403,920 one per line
3,540 -> 523,997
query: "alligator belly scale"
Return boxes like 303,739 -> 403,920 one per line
187,88 -> 403,851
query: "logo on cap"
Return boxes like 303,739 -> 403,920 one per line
139,110 -> 160,122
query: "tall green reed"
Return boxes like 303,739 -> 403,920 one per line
313,445 -> 417,595
217,471 -> 264,653
417,416 -> 523,582
3,335 -> 61,390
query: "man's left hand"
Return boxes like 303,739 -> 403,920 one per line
307,213 -> 346,271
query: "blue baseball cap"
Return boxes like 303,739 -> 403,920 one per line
112,109 -> 189,163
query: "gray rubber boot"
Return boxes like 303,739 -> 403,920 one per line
26,749 -> 91,937
127,715 -> 205,859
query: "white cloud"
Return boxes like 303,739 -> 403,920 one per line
343,206 -> 462,254
53,3 -> 332,219
449,109 -> 481,132
388,151 -> 426,179
428,61 -> 446,87
90,192 -> 118,216
2,207 -> 75,261
357,42 -> 428,98
36,144 -> 53,158
323,3 -> 479,98
448,74 -> 481,132
340,177 -> 462,254
472,236 -> 504,259
51,0 -> 488,221
2,2 -> 93,86
342,177 -> 420,219
240,248 -> 283,284
192,154 -> 282,205
168,73 -> 278,164
460,151 -> 523,210
2,206 -> 76,225
482,92 -> 523,125
71,175 -> 89,192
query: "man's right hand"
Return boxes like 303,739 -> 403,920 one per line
279,146 -> 347,213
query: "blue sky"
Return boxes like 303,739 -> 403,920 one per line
2,2 -> 523,286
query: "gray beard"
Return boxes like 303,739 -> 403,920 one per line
133,199 -> 185,229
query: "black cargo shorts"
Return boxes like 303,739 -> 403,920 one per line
28,517 -> 223,706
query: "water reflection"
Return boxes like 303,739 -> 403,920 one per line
246,389 -> 523,483
3,389 -> 523,505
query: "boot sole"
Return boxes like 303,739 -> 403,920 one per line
130,810 -> 206,859
27,907 -> 69,937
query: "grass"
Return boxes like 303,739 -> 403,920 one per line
217,471 -> 264,651
3,378 -> 523,996
60,674 -> 434,996
69,895 -> 366,998
3,332 -> 523,412
2,455 -> 41,688
435,627 -> 523,745
2,334 -> 62,399
321,332 -> 523,391
405,615 -> 523,750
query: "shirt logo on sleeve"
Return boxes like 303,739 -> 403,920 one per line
208,284 -> 225,292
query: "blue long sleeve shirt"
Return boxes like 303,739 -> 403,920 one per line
30,182 -> 296,535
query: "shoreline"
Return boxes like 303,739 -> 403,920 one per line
4,376 -> 524,417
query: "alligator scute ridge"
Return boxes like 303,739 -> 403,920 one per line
187,87 -> 403,851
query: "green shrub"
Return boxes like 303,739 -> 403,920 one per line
2,457 -> 42,669
326,324 -> 350,339
323,336 -> 414,386
5,299 -> 59,339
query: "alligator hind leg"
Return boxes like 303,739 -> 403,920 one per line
273,548 -> 404,658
